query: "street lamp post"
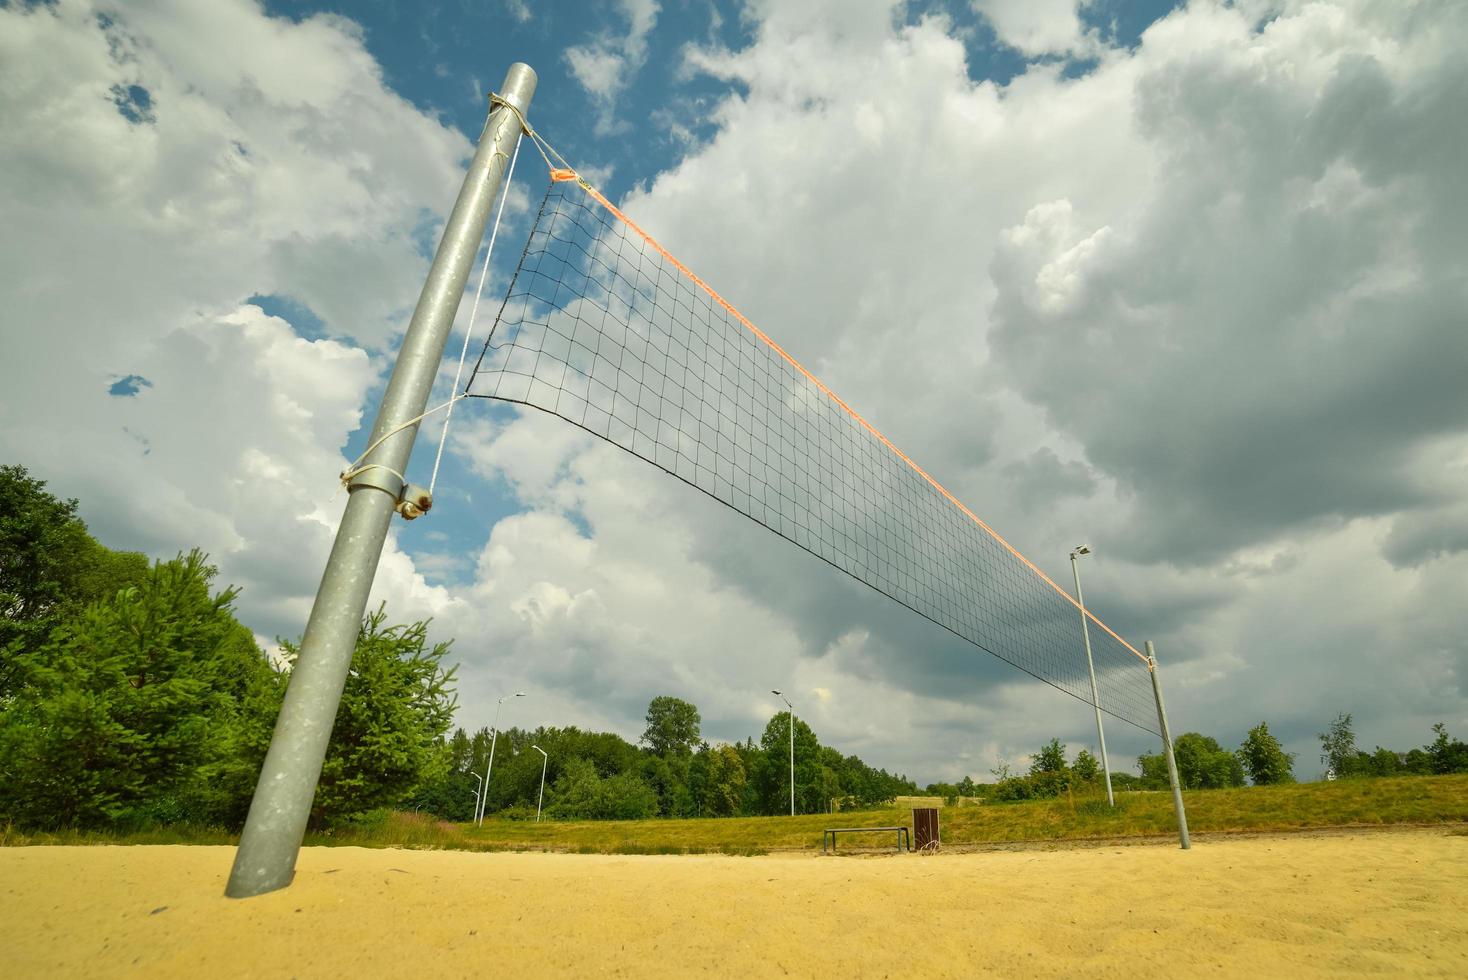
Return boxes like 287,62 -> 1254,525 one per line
479,691 -> 526,826
772,690 -> 795,816
1070,545 -> 1114,807
531,744 -> 548,822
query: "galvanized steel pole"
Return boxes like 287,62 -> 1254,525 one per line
226,63 -> 537,899
479,692 -> 524,825
482,721 -> 499,825
1146,641 -> 1191,850
789,706 -> 795,816
533,744 -> 548,822
1071,551 -> 1114,806
773,690 -> 795,815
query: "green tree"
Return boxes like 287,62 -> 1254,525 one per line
1,464 -> 148,699
1,464 -> 90,647
545,757 -> 601,818
639,752 -> 694,817
289,606 -> 457,826
1021,738 -> 1071,798
641,696 -> 701,757
1318,712 -> 1359,777
1237,722 -> 1295,785
703,744 -> 747,817
1402,747 -> 1433,775
1030,738 -> 1067,775
1109,771 -> 1145,791
1425,723 -> 1468,775
597,771 -> 659,819
1172,733 -> 1246,789
544,757 -> 658,820
1136,750 -> 1169,789
757,712 -> 820,815
447,727 -> 473,770
1137,734 -> 1246,790
0,551 -> 275,828
1072,749 -> 1100,783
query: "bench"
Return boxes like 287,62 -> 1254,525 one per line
822,826 -> 911,854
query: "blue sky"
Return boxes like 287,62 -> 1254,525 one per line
7,0 -> 1464,782
260,1 -> 1181,201
255,0 -> 1186,589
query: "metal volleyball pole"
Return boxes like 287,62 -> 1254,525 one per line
1070,546 -> 1114,806
1146,641 -> 1191,850
226,63 -> 537,899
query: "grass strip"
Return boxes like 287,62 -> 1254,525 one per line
5,774 -> 1465,854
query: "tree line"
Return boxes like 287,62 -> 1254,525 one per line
0,465 -> 455,831
1316,712 -> 1467,779
411,695 -> 919,822
922,713 -> 1467,804
1,465 -> 915,830
4,463 -> 1463,831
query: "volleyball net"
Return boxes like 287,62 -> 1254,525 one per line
466,169 -> 1158,735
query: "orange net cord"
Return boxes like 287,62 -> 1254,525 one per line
553,167 -> 1147,665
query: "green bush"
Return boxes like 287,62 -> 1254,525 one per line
0,551 -> 277,829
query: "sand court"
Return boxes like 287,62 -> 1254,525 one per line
3,829 -> 1465,978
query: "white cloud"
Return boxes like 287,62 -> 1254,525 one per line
971,0 -> 1098,56
445,0 -> 1468,773
564,0 -> 661,133
0,0 -> 470,640
6,0 -> 1464,786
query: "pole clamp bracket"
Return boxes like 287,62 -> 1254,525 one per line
346,464 -> 405,499
396,484 -> 433,521
343,465 -> 431,520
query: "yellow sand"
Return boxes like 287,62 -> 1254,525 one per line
2,830 -> 1465,978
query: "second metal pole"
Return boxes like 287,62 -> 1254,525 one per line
534,747 -> 548,822
789,705 -> 795,817
482,715 -> 500,827
1071,554 -> 1114,806
1147,640 -> 1191,850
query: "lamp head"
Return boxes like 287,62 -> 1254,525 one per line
1072,544 -> 1091,557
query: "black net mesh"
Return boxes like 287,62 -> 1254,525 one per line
467,177 -> 1158,734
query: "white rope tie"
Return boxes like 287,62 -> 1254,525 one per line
341,395 -> 465,489
429,129 -> 522,496
340,94 -> 539,502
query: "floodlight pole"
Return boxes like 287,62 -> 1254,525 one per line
1070,548 -> 1114,806
481,728 -> 498,826
1147,641 -> 1191,850
532,745 -> 548,822
475,761 -> 490,825
471,771 -> 483,822
225,63 -> 537,899
479,693 -> 525,824
774,690 -> 795,816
